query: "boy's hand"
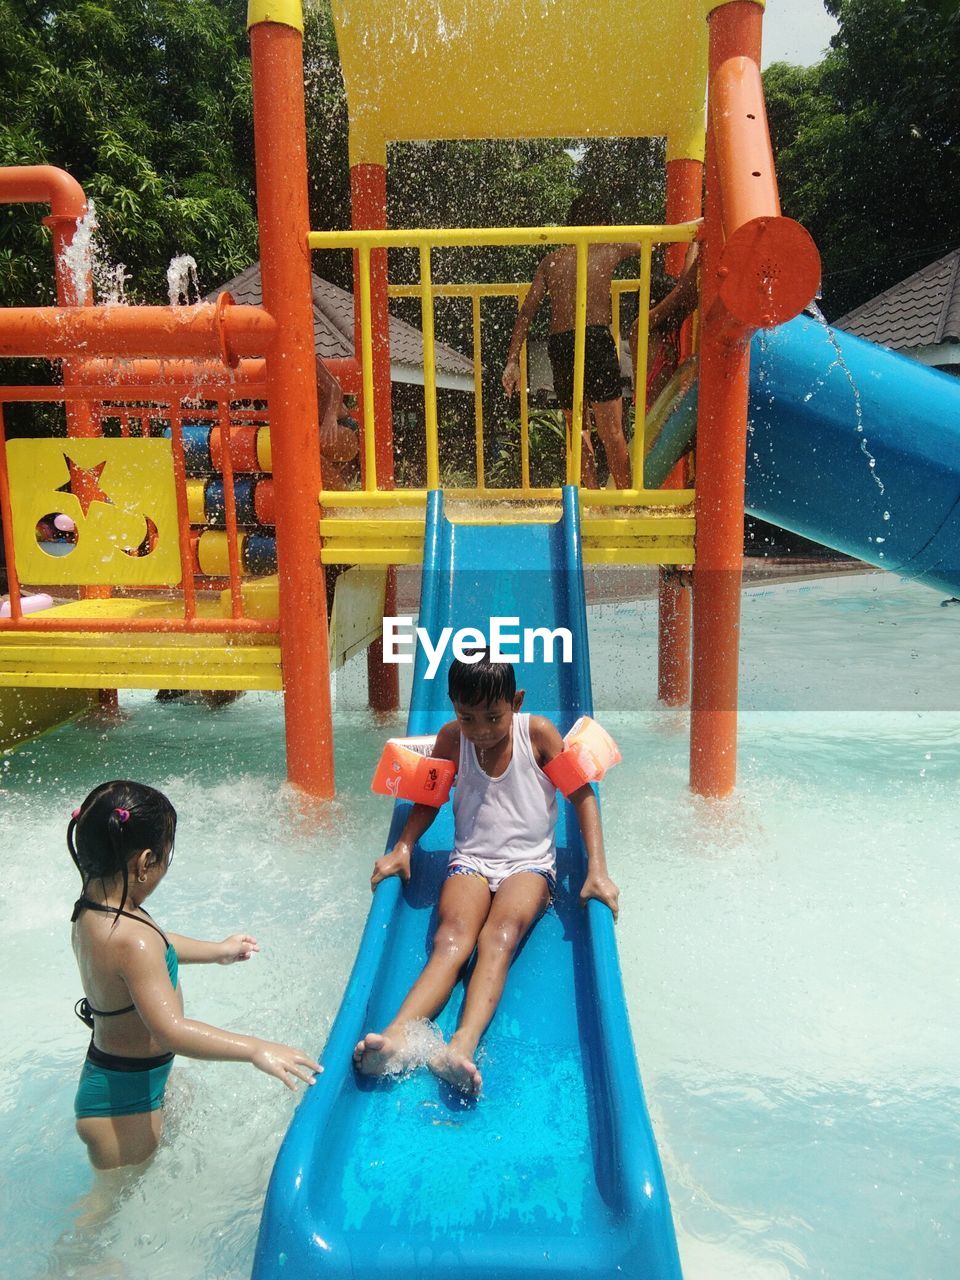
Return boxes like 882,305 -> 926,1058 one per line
371,843 -> 412,890
580,873 -> 620,922
502,359 -> 521,397
217,933 -> 260,964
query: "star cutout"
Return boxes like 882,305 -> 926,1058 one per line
56,455 -> 113,517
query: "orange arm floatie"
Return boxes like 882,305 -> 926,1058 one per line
371,736 -> 456,807
542,716 -> 621,797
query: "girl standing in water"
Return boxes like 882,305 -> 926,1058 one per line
69,780 -> 321,1170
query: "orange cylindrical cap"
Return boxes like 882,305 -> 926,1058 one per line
254,478 -> 275,525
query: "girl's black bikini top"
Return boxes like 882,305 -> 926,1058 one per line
72,897 -> 174,1029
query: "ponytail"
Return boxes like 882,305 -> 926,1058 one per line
68,782 -> 177,922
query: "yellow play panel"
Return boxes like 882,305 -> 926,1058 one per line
6,438 -> 182,586
331,0 -> 762,164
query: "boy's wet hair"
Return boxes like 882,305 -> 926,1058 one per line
68,781 -> 177,920
448,650 -> 517,706
566,193 -> 611,227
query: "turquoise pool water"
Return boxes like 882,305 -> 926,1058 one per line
1,571 -> 957,1279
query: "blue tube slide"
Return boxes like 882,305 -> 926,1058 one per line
647,315 -> 960,597
252,488 -> 681,1280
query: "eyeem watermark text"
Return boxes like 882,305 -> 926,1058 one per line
383,616 -> 573,679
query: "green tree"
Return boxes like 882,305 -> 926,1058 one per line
0,0 -> 259,307
765,0 -> 960,318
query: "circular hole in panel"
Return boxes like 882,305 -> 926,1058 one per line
35,512 -> 78,557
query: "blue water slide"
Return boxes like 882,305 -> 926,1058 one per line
252,488 -> 681,1280
646,315 -> 960,597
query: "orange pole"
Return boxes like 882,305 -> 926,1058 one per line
689,1 -> 771,796
656,157 -> 702,707
350,161 -> 400,713
249,12 -> 334,796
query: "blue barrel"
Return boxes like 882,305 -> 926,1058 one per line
243,533 -> 278,575
204,476 -> 258,527
162,424 -> 213,474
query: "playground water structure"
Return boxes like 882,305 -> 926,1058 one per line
1,570 -> 958,1280
2,0 -> 959,1277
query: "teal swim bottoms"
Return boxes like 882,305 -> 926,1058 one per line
74,1041 -> 174,1119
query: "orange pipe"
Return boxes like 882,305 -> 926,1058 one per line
249,18 -> 335,796
709,57 -> 820,335
76,357 -> 268,388
0,303 -> 275,361
0,165 -> 86,219
72,355 -> 358,395
351,162 -> 399,713
656,157 -> 702,707
0,615 -> 276,635
688,0 -> 763,797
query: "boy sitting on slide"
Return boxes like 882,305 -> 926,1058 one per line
353,651 -> 619,1096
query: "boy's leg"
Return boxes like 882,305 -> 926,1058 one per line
590,397 -> 631,488
354,871 -> 491,1075
563,409 -> 599,488
432,871 -> 550,1094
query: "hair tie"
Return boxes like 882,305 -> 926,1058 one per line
114,808 -> 130,823
71,808 -> 81,819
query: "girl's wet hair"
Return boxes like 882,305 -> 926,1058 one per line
448,649 -> 517,706
68,781 -> 177,920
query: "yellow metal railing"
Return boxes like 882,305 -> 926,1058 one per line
308,222 -> 698,506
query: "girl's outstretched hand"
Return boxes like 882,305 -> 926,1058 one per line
250,1040 -> 323,1090
580,873 -> 621,922
371,843 -> 412,890
217,933 -> 260,964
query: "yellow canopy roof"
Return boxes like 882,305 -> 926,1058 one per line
330,0 -> 763,167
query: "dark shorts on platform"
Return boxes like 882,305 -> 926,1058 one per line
548,326 -> 622,409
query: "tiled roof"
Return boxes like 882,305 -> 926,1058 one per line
835,249 -> 960,350
206,263 -> 474,378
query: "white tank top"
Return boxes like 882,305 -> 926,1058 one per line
452,713 -> 558,873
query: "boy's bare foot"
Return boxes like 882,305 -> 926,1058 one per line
353,1032 -> 404,1076
429,1043 -> 483,1096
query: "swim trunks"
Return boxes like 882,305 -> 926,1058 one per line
74,1042 -> 174,1118
446,860 -> 556,904
547,325 -> 623,409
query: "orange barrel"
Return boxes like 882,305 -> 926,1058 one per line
196,529 -> 246,577
255,426 -> 272,473
210,425 -> 261,473
186,479 -> 207,525
254,478 -> 275,525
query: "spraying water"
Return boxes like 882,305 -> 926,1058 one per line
167,255 -> 201,307
59,200 -> 132,306
803,300 -> 890,550
59,202 -> 99,307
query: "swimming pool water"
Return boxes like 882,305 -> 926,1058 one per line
1,571 -> 957,1279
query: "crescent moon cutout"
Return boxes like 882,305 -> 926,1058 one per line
121,515 -> 159,558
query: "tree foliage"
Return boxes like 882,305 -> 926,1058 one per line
0,0 -> 258,306
765,0 -> 960,318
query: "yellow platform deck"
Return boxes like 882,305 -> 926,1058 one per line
0,597 -> 283,692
